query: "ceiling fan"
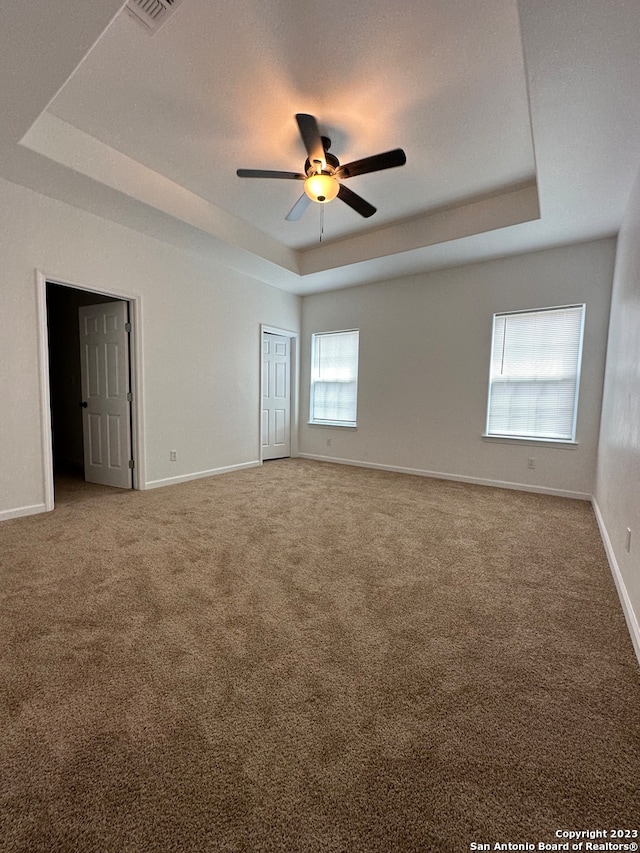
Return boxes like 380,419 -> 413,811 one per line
236,113 -> 407,221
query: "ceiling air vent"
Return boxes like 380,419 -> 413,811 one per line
125,0 -> 184,34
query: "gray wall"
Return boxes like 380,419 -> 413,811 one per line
595,163 -> 640,658
300,239 -> 615,498
0,176 -> 301,519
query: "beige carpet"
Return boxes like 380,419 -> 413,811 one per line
1,459 -> 639,852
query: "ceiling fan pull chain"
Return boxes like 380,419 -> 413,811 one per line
320,205 -> 325,243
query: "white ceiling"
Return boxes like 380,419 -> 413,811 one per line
2,0 -> 640,294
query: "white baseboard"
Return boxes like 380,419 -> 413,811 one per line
144,460 -> 261,490
592,497 -> 640,668
0,502 -> 49,522
297,454 -> 591,500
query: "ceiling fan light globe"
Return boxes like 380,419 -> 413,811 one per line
304,173 -> 339,203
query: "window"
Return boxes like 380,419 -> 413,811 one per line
310,330 -> 359,426
486,304 -> 585,442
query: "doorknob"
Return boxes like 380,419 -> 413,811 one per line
80,401 -> 88,408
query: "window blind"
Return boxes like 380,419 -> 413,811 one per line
486,305 -> 585,441
310,330 -> 359,426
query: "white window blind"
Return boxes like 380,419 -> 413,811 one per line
486,305 -> 585,441
310,330 -> 359,426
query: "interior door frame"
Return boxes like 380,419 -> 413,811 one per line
260,324 -> 298,463
36,270 -> 146,509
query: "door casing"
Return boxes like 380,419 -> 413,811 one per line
36,271 -> 145,509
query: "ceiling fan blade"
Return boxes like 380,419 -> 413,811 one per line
236,169 -> 305,180
295,113 -> 326,171
285,194 -> 312,221
337,148 -> 407,180
337,184 -> 376,218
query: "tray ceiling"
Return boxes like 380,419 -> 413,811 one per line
2,0 -> 640,293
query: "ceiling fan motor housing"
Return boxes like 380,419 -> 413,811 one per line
304,151 -> 340,176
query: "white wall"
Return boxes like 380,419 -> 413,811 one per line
300,239 -> 615,498
0,177 -> 300,519
595,165 -> 640,659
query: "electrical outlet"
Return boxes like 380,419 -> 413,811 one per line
326,438 -> 332,447
626,528 -> 632,553
170,450 -> 177,462
527,457 -> 535,469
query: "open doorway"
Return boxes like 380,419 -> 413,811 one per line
41,278 -> 141,506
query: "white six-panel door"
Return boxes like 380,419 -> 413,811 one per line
78,302 -> 132,488
262,332 -> 291,460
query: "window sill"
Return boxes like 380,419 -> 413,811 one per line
482,435 -> 578,449
307,422 -> 357,429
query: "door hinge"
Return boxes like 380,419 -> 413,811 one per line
129,459 -> 135,469
126,392 -> 133,402
125,322 -> 132,333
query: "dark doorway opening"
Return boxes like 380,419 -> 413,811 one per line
46,283 -> 121,497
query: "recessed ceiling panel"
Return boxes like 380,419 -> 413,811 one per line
47,0 -> 535,250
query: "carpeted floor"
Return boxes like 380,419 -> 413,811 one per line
1,459 -> 639,852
